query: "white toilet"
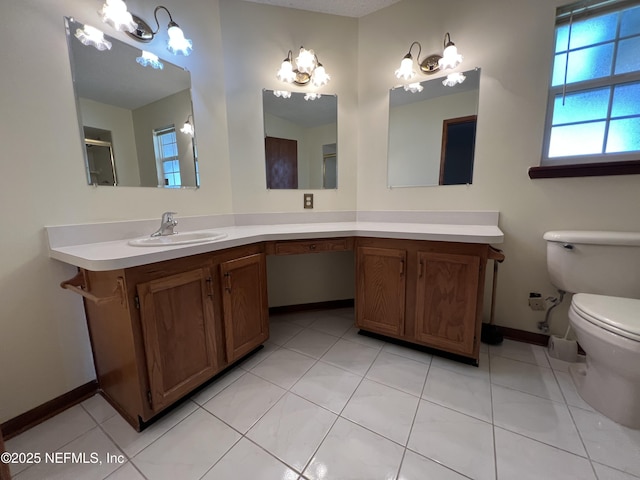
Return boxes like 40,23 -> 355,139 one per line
544,230 -> 640,428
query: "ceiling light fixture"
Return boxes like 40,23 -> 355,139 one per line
74,24 -> 112,51
276,47 -> 330,87
122,5 -> 193,56
136,50 -> 164,69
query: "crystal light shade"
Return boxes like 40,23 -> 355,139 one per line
167,23 -> 192,56
98,0 -> 137,33
75,25 -> 112,51
136,50 -> 163,69
395,56 -> 416,80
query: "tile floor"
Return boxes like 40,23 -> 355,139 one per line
6,308 -> 640,479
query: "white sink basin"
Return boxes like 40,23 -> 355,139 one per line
128,231 -> 228,247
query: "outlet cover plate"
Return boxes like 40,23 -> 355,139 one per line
304,193 -> 314,209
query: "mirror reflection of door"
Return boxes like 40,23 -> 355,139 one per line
265,136 -> 298,189
85,138 -> 117,186
322,143 -> 337,189
439,115 -> 477,185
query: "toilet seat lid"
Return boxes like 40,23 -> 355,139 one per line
572,293 -> 640,340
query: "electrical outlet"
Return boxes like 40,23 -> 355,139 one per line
303,193 -> 314,209
528,294 -> 546,311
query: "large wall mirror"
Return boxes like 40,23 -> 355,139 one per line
388,68 -> 481,187
262,90 -> 337,189
65,17 -> 199,188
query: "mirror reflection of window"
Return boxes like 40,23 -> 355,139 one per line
153,126 -> 181,188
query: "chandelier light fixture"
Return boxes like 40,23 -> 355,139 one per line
276,47 -> 330,88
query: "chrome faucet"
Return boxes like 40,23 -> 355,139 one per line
151,211 -> 178,237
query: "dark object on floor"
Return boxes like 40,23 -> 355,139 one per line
481,323 -> 503,345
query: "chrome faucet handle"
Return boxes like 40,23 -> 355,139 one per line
161,211 -> 177,224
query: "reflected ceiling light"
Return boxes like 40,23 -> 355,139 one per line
273,90 -> 292,98
304,92 -> 322,101
438,33 -> 463,70
75,24 -> 112,51
136,50 -> 164,69
442,72 -> 466,87
276,47 -> 330,87
403,82 -> 424,93
180,115 -> 195,136
124,6 -> 193,56
98,0 -> 137,33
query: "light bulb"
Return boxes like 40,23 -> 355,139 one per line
311,64 -> 330,87
167,23 -> 192,56
395,56 -> 416,80
98,0 -> 137,33
276,59 -> 295,83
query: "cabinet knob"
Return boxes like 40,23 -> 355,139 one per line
310,244 -> 316,250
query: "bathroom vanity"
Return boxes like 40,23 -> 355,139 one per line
47,213 -> 503,430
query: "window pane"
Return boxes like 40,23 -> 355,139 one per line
548,122 -> 606,157
556,25 -> 569,53
615,37 -> 640,74
552,87 -> 610,125
553,44 -> 615,86
611,81 -> 640,117
606,118 -> 640,153
620,5 -> 640,37
568,12 -> 618,50
162,144 -> 177,158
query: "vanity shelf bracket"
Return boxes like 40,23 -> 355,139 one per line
60,271 -> 126,306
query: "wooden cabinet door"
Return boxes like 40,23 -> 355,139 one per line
137,268 -> 218,412
356,246 -> 407,336
415,252 -> 480,355
220,253 -> 269,363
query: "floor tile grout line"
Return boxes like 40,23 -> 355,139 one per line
489,349 -> 499,480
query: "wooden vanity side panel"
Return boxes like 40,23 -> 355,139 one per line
83,269 -> 145,429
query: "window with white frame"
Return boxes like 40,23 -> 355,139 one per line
536,0 -> 640,176
153,126 -> 182,188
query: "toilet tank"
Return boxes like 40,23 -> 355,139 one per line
544,230 -> 640,299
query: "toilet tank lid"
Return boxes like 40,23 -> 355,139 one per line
544,230 -> 640,246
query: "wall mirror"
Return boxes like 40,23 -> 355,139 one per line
65,17 -> 199,188
387,68 -> 481,187
262,90 -> 337,189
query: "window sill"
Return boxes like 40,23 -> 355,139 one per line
528,160 -> 640,179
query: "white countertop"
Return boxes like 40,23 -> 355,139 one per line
48,220 -> 504,272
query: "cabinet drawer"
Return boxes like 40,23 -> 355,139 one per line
272,238 -> 352,255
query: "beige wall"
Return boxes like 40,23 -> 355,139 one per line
0,0 -> 231,422
2,0 -> 639,424
357,0 -> 640,336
